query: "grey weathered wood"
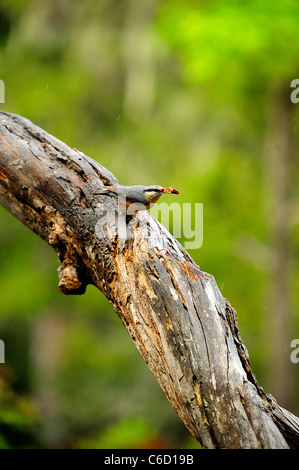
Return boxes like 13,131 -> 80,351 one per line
0,111 -> 298,448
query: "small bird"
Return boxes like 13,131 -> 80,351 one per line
95,184 -> 179,213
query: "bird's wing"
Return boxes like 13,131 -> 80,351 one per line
124,187 -> 149,205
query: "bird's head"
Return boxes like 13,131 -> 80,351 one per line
144,185 -> 179,204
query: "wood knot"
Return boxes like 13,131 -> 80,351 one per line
57,260 -> 86,295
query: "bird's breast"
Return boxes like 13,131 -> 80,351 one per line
145,192 -> 163,204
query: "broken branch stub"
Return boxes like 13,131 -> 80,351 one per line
0,111 -> 299,448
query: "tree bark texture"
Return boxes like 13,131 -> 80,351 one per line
0,111 -> 298,449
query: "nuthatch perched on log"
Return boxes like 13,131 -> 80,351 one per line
95,184 -> 179,213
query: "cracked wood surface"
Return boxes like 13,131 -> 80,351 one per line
0,111 -> 299,449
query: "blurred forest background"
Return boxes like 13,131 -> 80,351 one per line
0,0 -> 299,449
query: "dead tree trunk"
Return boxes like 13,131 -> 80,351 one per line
0,111 -> 298,449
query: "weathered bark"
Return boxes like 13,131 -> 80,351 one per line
0,111 -> 298,449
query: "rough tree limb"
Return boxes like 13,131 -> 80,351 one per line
0,111 -> 298,449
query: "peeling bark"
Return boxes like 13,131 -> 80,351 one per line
0,111 -> 299,449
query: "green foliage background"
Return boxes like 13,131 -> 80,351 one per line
0,0 -> 298,448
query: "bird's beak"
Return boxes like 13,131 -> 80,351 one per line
162,186 -> 179,194
160,186 -> 179,194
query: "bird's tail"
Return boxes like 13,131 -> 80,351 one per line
94,185 -> 115,196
